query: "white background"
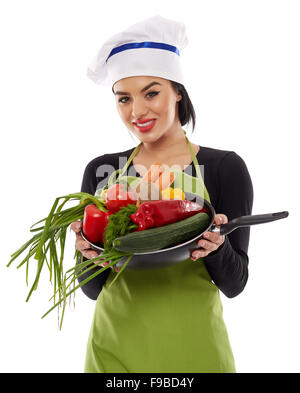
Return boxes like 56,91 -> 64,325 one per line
1,0 -> 299,373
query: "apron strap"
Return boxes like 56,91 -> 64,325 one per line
183,130 -> 202,180
108,142 -> 142,186
183,130 -> 211,203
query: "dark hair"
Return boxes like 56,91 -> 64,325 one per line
170,80 -> 196,133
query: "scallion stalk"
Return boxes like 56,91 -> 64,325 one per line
8,191 -> 134,329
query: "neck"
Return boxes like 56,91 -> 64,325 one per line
139,124 -> 189,160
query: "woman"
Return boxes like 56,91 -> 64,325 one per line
71,15 -> 253,373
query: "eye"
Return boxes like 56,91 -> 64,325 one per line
146,91 -> 159,98
118,91 -> 159,104
118,96 -> 129,104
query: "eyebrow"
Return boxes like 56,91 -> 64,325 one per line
113,81 -> 162,95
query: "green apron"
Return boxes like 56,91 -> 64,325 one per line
84,131 -> 236,373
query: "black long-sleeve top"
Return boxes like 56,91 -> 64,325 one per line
77,144 -> 254,299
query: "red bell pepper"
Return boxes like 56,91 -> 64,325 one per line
83,204 -> 112,244
130,200 -> 206,231
106,183 -> 137,213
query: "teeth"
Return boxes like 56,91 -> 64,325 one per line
136,120 -> 154,127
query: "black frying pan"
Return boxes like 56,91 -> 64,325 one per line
81,192 -> 289,270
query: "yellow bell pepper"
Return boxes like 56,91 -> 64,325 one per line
161,187 -> 174,200
161,187 -> 185,200
173,188 -> 185,200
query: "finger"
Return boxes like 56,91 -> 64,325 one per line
81,249 -> 100,260
191,249 -> 209,260
81,256 -> 113,268
214,214 -> 228,226
196,239 -> 218,253
98,262 -> 112,268
202,231 -> 225,245
70,221 -> 82,233
75,237 -> 91,251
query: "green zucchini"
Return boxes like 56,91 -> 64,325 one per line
113,212 -> 210,253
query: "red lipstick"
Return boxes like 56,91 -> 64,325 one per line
133,119 -> 157,132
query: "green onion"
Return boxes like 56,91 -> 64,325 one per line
7,191 -> 134,329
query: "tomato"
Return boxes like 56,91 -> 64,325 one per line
106,183 -> 137,213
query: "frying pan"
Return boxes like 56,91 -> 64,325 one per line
81,192 -> 289,270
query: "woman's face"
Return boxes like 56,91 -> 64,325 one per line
112,76 -> 182,143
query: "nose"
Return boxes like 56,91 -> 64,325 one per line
131,98 -> 148,120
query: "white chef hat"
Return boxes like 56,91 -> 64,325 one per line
87,14 -> 188,87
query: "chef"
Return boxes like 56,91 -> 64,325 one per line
71,14 -> 253,373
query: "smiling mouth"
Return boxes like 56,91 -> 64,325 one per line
134,119 -> 156,127
133,119 -> 157,132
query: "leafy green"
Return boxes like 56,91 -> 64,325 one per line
104,204 -> 138,251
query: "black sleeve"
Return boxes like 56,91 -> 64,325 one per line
203,152 -> 254,298
76,159 -> 111,300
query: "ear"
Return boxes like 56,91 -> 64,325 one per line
176,93 -> 182,102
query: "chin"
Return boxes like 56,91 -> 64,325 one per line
138,133 -> 161,142
131,129 -> 156,140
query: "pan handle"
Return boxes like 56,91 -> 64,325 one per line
210,211 -> 289,236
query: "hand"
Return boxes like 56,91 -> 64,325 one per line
191,214 -> 227,260
70,221 -> 119,271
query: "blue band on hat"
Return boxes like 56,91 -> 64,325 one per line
106,41 -> 180,63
